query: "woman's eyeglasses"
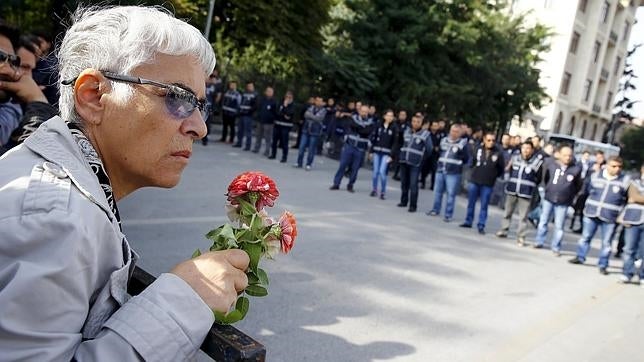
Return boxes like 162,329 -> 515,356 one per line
0,49 -> 21,70
62,71 -> 208,120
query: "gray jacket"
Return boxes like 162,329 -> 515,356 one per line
0,117 -> 213,361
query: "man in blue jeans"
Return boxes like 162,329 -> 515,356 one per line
533,145 -> 582,255
569,156 -> 630,275
233,81 -> 257,150
295,96 -> 326,170
427,123 -> 469,222
459,132 -> 504,234
619,164 -> 644,284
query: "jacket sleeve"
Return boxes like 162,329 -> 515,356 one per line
11,101 -> 58,145
0,210 -> 213,362
424,134 -> 433,159
496,151 -> 505,178
628,182 -> 644,204
391,126 -> 401,159
0,102 -> 22,145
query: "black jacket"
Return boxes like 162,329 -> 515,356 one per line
469,145 -> 505,187
369,121 -> 399,157
543,161 -> 583,205
258,97 -> 278,124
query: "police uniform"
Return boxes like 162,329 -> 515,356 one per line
621,179 -> 644,280
498,153 -> 544,239
573,170 -> 630,270
398,128 -> 432,211
296,106 -> 327,168
331,114 -> 375,190
270,101 -> 295,162
534,161 -> 583,251
463,145 -> 504,231
369,121 -> 399,197
234,90 -> 258,150
428,137 -> 470,220
220,89 -> 241,143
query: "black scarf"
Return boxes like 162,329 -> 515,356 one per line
66,122 -> 122,231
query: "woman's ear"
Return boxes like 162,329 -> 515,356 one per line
73,69 -> 109,126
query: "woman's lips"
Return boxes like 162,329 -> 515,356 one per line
171,150 -> 192,159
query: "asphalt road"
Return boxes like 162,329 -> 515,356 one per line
119,136 -> 644,362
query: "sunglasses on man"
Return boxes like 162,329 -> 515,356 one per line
0,49 -> 21,70
62,71 -> 209,120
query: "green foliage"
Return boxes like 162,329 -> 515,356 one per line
619,126 -> 644,169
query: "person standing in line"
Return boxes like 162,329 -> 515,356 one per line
532,145 -> 583,255
368,109 -> 399,200
330,105 -> 375,192
426,123 -> 470,222
233,81 -> 257,151
293,96 -> 314,149
496,141 -> 544,245
219,80 -> 241,144
269,91 -> 295,163
201,71 -> 221,146
294,96 -> 326,170
459,131 -> 505,234
397,113 -> 432,212
569,156 -> 630,275
618,164 -> 644,284
253,86 -> 277,156
392,110 -> 408,181
424,120 -> 443,191
569,151 -> 593,232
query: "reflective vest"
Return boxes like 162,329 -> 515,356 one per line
505,154 -> 543,198
620,179 -> 643,226
345,114 -> 374,151
584,171 -> 630,223
370,122 -> 398,156
437,137 -> 468,174
239,91 -> 257,115
221,90 -> 241,116
399,128 -> 431,167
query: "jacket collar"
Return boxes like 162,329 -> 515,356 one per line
24,116 -> 113,219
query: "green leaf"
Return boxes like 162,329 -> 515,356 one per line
214,309 -> 243,324
238,198 -> 257,216
245,284 -> 268,297
247,270 -> 260,285
257,268 -> 269,286
191,249 -> 202,258
236,296 -> 250,318
219,224 -> 237,242
244,243 -> 262,272
205,225 -> 224,240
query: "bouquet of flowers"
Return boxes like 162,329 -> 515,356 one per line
193,171 -> 297,324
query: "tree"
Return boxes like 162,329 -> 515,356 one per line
322,0 -> 550,129
604,43 -> 641,144
619,126 -> 644,169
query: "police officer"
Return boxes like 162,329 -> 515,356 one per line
396,113 -> 432,212
496,141 -> 544,245
619,164 -> 644,284
392,110 -> 408,181
459,131 -> 504,234
295,96 -> 327,170
330,105 -> 375,192
368,109 -> 399,200
220,80 -> 241,144
201,71 -> 222,146
269,91 -> 295,163
427,123 -> 470,222
533,145 -> 583,255
569,156 -> 630,275
233,81 -> 258,151
253,86 -> 277,156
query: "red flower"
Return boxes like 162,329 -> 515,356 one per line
227,171 -> 279,210
278,211 -> 297,254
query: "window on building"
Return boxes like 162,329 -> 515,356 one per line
560,72 -> 572,95
600,1 -> 610,24
614,56 -> 622,75
569,116 -> 576,136
583,79 -> 592,101
569,32 -> 580,54
591,123 -> 598,140
623,22 -> 630,40
593,41 -> 601,63
579,0 -> 588,12
554,112 -> 563,133
581,119 -> 588,138
606,91 -> 613,110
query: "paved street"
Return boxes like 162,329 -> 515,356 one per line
120,137 -> 644,362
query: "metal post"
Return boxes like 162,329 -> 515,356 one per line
204,0 -> 216,40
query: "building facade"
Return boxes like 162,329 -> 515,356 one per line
510,0 -> 642,142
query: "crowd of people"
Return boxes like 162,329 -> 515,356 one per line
202,78 -> 644,284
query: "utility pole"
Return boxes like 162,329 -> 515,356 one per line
204,0 -> 216,40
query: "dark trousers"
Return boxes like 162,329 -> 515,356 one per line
271,125 -> 291,161
221,114 -> 236,142
202,112 -> 215,144
333,144 -> 364,187
235,116 -> 254,150
420,156 -> 434,188
400,163 -> 420,208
